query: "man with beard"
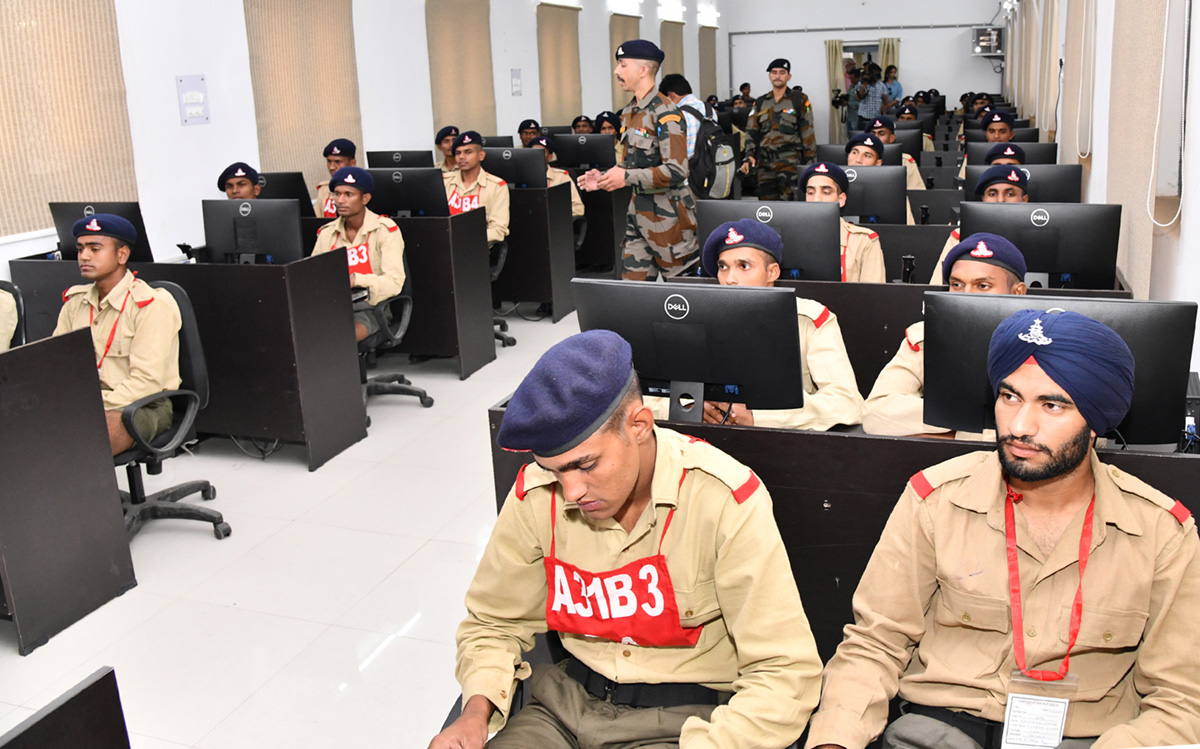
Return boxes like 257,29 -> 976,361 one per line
806,310 -> 1200,749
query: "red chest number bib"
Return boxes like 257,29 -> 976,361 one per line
345,240 -> 373,276
322,195 -> 337,218
543,483 -> 703,648
448,189 -> 480,215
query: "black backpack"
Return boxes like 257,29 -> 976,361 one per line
679,103 -> 738,199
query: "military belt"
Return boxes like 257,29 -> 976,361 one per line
633,186 -> 670,195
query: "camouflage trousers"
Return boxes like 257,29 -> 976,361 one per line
754,152 -> 802,201
622,188 -> 699,280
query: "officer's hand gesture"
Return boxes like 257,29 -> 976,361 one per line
596,166 -> 626,192
579,169 -> 602,192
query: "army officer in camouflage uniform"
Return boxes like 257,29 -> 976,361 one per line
580,40 -> 698,280
740,58 -> 815,201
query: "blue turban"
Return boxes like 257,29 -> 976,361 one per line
987,310 -> 1135,435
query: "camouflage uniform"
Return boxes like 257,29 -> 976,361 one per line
618,89 -> 698,280
746,86 -> 815,201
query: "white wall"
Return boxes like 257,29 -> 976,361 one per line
354,0 -> 435,153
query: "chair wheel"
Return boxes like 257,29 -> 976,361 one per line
421,397 -> 435,408
365,415 -> 372,428
497,320 -> 509,332
202,486 -> 217,501
213,522 -> 232,539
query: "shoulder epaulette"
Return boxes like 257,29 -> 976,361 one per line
951,228 -> 961,240
795,297 -> 831,329
905,321 -> 925,351
62,284 -> 89,302
869,231 -> 879,240
512,461 -> 555,501
907,451 -> 991,500
1106,464 -> 1194,525
682,437 -> 763,505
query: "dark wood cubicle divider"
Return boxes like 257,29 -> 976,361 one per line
574,183 -> 632,275
0,667 -> 130,748
0,332 -> 136,655
491,183 -> 577,322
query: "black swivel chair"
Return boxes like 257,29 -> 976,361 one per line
490,241 -> 517,347
357,255 -> 434,408
0,280 -> 26,349
115,281 -> 228,540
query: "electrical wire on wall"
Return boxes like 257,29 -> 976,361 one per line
1147,0 -> 1191,229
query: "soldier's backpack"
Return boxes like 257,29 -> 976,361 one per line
679,103 -> 737,200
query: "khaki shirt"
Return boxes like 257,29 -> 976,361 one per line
456,426 -> 824,745
903,153 -> 925,190
922,133 -> 934,152
927,228 -> 960,284
647,298 -> 863,431
441,158 -> 458,174
314,180 -> 337,218
806,450 -> 1200,749
444,168 -> 510,244
547,166 -> 585,217
53,270 -> 181,410
840,218 -> 886,284
311,208 -> 406,307
0,288 -> 16,352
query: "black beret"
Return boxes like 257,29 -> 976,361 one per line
518,119 -> 540,132
435,126 -> 460,143
701,219 -> 782,277
845,131 -> 885,159
615,39 -> 664,63
571,115 -> 593,128
531,135 -> 555,153
73,213 -> 137,247
942,232 -> 1027,281
329,166 -> 374,193
323,138 -> 357,158
975,164 -> 1028,196
800,161 -> 850,194
985,143 -> 1026,164
217,162 -> 259,191
453,131 -> 483,152
497,330 -> 636,456
896,104 -> 920,118
867,116 -> 895,133
985,110 -> 1016,128
767,58 -> 791,72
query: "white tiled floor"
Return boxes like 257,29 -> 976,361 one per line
0,311 -> 579,748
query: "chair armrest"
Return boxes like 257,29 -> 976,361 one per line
371,293 -> 413,347
120,389 -> 201,460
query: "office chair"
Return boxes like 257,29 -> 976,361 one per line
573,217 -> 588,253
115,281 -> 228,540
0,280 -> 26,348
490,241 -> 517,347
357,254 -> 434,408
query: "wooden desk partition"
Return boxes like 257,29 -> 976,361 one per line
491,184 -> 577,322
0,332 -> 135,656
9,254 -> 365,471
0,667 -> 130,748
573,178 -> 632,275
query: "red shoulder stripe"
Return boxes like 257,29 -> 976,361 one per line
498,179 -> 508,187
686,435 -> 710,445
910,471 -> 935,499
386,224 -> 399,232
514,463 -> 529,500
951,229 -> 960,240
1169,500 -> 1192,524
905,330 -> 921,352
868,232 -> 879,240
813,306 -> 831,329
732,471 -> 761,504
62,288 -> 70,303
135,297 -> 154,308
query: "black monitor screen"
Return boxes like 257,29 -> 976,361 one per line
959,202 -> 1121,288
964,128 -> 1040,143
364,168 -> 450,218
201,199 -> 304,264
965,118 -> 1031,130
482,147 -> 547,188
256,172 -> 312,216
540,125 -> 574,136
966,141 -> 1059,166
365,150 -> 435,168
717,110 -> 733,135
839,165 -> 908,224
731,108 -> 750,131
894,116 -> 937,136
923,291 -> 1196,443
695,200 -> 841,281
816,143 -> 904,167
573,278 -> 804,413
552,134 -> 617,170
479,135 -> 514,147
964,165 -> 1082,203
49,202 -> 154,262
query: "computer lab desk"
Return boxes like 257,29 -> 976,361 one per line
490,182 -> 577,322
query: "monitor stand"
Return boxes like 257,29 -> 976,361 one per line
667,380 -> 705,423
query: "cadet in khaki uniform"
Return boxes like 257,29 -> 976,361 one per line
957,109 -> 1017,180
443,130 -> 510,245
53,214 -> 181,456
895,104 -> 935,152
314,138 -> 357,218
646,220 -> 863,431
530,135 -> 584,217
594,111 -> 624,164
0,288 -> 17,352
801,162 -> 886,284
808,310 -> 1200,749
580,40 -> 698,280
863,233 -> 1026,438
928,165 -> 1030,284
740,58 -> 814,201
435,125 -> 460,173
311,167 -> 406,342
429,330 -> 822,749
845,132 -> 916,225
866,116 -> 924,190
217,162 -> 261,199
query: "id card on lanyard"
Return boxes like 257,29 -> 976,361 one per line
1000,485 -> 1093,749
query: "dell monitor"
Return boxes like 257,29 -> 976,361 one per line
49,202 -> 154,262
694,200 -> 841,281
365,150 -> 435,168
923,291 -> 1196,444
479,135 -> 514,147
966,141 -> 1059,166
964,165 -> 1082,203
363,168 -> 450,218
201,199 -> 304,264
839,165 -> 909,225
539,125 -> 574,136
964,127 -> 1040,143
959,202 -> 1122,289
965,117 -> 1031,130
481,147 -> 548,188
573,278 -> 804,421
731,107 -> 751,131
816,143 -> 904,167
255,172 -> 312,216
552,134 -> 617,170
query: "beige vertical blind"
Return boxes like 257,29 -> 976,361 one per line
245,0 -> 363,198
0,0 -> 137,236
537,4 -> 583,126
698,26 -> 717,99
610,14 -> 641,110
878,37 -> 899,74
427,0 -> 497,139
1036,0 -> 1060,138
660,21 -> 684,78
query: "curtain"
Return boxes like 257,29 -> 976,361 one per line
0,0 -> 137,236
826,40 -> 846,144
537,4 -> 583,126
1059,0 -> 1096,162
660,21 -> 684,78
878,37 -> 900,76
427,0 -> 497,137
245,0 -> 363,197
610,14 -> 641,110
1036,0 -> 1060,138
699,26 -> 718,99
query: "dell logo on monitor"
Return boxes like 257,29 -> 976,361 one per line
84,205 -> 96,216
845,168 -> 858,182
755,205 -> 774,223
503,150 -> 513,160
257,175 -> 267,186
1031,208 -> 1050,227
238,202 -> 252,217
578,136 -> 587,145
392,152 -> 403,163
392,171 -> 404,183
664,293 -> 690,320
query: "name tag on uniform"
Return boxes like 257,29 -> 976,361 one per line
322,196 -> 337,217
1000,694 -> 1069,749
447,190 -> 479,215
345,243 -> 372,276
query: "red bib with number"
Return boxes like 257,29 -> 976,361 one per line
447,189 -> 480,215
322,196 -> 337,218
543,483 -> 703,648
345,241 -> 373,276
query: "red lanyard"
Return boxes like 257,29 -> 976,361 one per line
89,290 -> 131,370
1004,485 -> 1095,681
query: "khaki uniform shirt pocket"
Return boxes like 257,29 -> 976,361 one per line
1059,603 -> 1147,701
676,578 -> 720,628
929,579 -> 1012,679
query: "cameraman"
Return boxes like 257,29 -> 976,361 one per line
855,62 -> 892,130
832,67 -> 864,141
